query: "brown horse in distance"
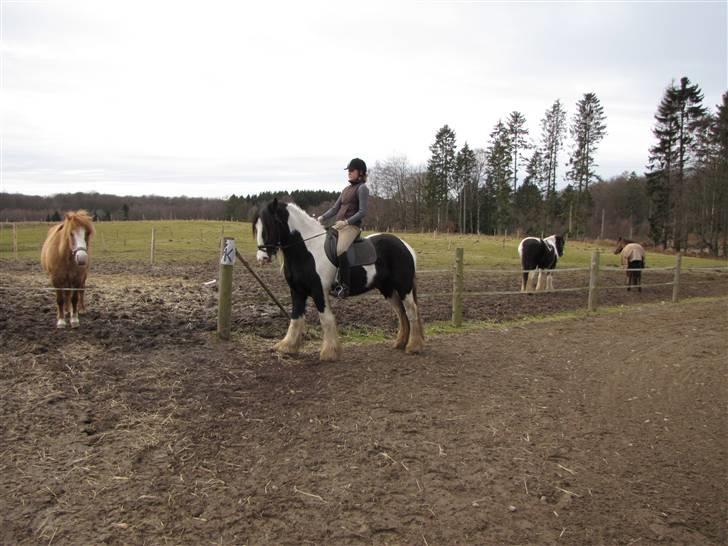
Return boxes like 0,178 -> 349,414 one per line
41,210 -> 94,328
614,237 -> 646,292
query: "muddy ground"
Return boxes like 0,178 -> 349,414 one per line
1,260 -> 727,545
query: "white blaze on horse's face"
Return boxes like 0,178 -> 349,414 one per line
71,226 -> 89,266
255,218 -> 271,264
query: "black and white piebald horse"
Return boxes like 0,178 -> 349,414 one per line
253,199 -> 424,361
517,235 -> 565,292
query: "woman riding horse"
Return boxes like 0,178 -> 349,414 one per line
254,198 -> 424,361
317,157 -> 369,298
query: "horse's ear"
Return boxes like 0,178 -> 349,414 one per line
268,198 -> 278,211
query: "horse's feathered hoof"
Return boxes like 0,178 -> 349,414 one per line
405,341 -> 424,354
56,319 -> 67,329
273,343 -> 299,355
319,343 -> 341,362
70,318 -> 80,328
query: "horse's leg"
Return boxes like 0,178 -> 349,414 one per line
55,289 -> 67,328
386,292 -> 409,350
535,269 -> 546,291
627,271 -> 632,291
526,270 -> 537,293
315,292 -> 341,362
274,290 -> 307,355
402,289 -> 424,354
70,289 -> 80,328
521,272 -> 529,292
636,269 -> 642,292
78,288 -> 86,314
546,272 -> 554,291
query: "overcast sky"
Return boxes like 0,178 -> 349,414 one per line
1,1 -> 726,199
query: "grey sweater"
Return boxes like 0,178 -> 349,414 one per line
320,183 -> 369,227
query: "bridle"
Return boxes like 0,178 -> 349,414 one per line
257,230 -> 328,252
69,228 -> 88,257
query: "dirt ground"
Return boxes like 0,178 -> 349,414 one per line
1,260 -> 727,545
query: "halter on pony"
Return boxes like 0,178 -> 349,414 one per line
40,210 -> 94,328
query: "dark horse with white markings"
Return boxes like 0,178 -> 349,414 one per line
614,237 -> 646,292
253,199 -> 424,361
40,210 -> 94,328
518,235 -> 565,292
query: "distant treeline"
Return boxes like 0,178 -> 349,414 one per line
0,190 -> 338,223
224,190 -> 338,222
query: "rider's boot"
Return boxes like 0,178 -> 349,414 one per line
333,253 -> 351,298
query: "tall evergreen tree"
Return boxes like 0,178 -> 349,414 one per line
454,142 -> 478,232
485,120 -> 513,231
426,125 -> 457,229
506,111 -> 531,192
646,77 -> 707,249
567,93 -> 607,193
539,100 -> 567,198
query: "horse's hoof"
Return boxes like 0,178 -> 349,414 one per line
56,320 -> 67,329
273,341 -> 299,355
319,344 -> 341,361
70,318 -> 80,328
405,340 -> 424,354
393,340 -> 407,350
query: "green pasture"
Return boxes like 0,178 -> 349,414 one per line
1,220 -> 725,270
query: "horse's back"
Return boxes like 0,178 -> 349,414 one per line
518,237 -> 541,257
622,243 -> 645,263
368,233 -> 416,268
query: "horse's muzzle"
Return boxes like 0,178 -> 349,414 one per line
256,250 -> 271,265
74,250 -> 89,266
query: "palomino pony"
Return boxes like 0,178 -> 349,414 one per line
518,235 -> 565,292
40,210 -> 94,328
253,199 -> 424,361
614,237 -> 646,292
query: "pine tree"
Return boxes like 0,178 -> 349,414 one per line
506,111 -> 531,192
454,143 -> 477,232
486,120 -> 513,231
646,77 -> 707,249
426,125 -> 457,229
539,100 -> 567,198
567,93 -> 607,193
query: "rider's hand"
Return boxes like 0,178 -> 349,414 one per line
333,220 -> 347,230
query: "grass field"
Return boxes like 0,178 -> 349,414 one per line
1,219 -> 725,270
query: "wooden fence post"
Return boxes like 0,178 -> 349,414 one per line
452,247 -> 464,327
150,227 -> 156,265
587,250 -> 600,312
218,237 -> 235,340
672,253 -> 682,303
13,223 -> 18,260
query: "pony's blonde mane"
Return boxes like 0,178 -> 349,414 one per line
41,210 -> 94,272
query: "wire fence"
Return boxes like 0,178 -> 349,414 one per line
3,232 -> 728,336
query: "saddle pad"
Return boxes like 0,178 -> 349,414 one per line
325,230 -> 377,267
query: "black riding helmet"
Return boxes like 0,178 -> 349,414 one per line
345,157 -> 367,175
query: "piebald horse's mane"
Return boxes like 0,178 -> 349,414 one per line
42,210 -> 94,270
252,200 -> 323,249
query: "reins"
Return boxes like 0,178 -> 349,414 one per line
257,230 -> 328,252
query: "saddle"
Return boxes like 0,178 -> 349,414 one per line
324,229 -> 377,267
